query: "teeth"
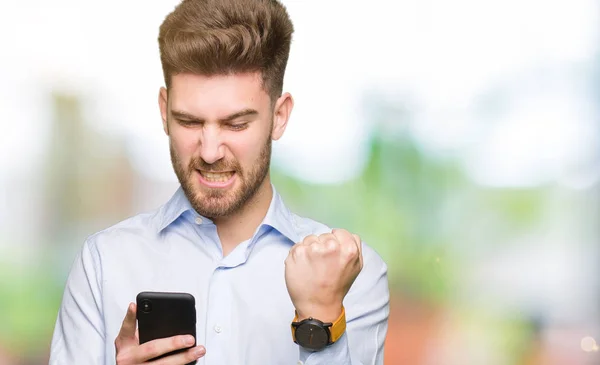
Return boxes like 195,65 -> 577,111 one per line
201,171 -> 233,182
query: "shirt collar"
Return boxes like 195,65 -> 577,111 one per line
260,186 -> 301,244
156,185 -> 301,244
155,186 -> 194,233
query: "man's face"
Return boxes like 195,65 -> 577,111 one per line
159,72 -> 291,218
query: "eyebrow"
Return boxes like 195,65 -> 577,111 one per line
171,109 -> 259,123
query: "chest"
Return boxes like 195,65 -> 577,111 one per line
100,239 -> 298,364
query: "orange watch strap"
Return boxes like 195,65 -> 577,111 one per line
291,307 -> 346,344
291,316 -> 298,342
329,306 -> 346,343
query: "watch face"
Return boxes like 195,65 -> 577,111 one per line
295,322 -> 330,351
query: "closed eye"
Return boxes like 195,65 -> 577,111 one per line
227,122 -> 249,131
176,119 -> 202,127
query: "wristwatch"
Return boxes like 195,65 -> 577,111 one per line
291,307 -> 346,351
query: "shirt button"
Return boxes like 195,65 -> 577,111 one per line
195,217 -> 203,225
214,325 -> 222,333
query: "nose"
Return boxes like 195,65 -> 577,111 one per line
198,126 -> 225,164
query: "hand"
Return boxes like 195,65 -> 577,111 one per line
285,229 -> 363,322
115,303 -> 206,365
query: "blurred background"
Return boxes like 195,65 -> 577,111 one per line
1,0 -> 599,364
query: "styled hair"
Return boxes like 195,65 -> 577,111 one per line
158,0 -> 294,100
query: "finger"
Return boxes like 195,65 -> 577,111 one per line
312,235 -> 340,256
149,345 -> 206,365
116,303 -> 137,345
301,234 -> 319,245
351,233 -> 363,253
352,233 -> 364,268
290,241 -> 309,261
317,232 -> 336,242
331,229 -> 354,245
137,335 -> 196,363
291,235 -> 318,261
331,229 -> 361,264
332,228 -> 357,251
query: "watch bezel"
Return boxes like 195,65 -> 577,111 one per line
291,317 -> 333,351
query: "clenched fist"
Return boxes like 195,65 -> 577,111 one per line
284,229 -> 363,322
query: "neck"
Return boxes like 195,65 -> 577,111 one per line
213,176 -> 273,257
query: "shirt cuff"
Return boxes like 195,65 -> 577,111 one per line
299,332 -> 351,365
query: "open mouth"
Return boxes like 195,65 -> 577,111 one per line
198,170 -> 235,183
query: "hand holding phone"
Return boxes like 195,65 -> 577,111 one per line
114,302 -> 205,365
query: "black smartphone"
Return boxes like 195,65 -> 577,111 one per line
136,291 -> 197,364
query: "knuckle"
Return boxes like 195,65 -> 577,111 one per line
346,243 -> 359,255
341,250 -> 355,261
334,228 -> 349,235
314,244 -> 323,251
325,239 -> 339,252
341,244 -> 358,260
145,341 -> 158,355
303,234 -> 318,244
319,233 -> 335,241
295,245 -> 307,255
172,336 -> 184,348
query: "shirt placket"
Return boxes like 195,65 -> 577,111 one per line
204,264 -> 232,365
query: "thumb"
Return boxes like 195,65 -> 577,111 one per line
116,303 -> 138,346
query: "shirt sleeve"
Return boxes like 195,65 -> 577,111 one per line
49,239 -> 106,365
299,244 -> 390,365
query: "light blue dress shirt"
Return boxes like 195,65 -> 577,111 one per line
49,185 -> 389,364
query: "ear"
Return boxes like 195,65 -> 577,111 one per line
271,92 -> 294,141
158,87 -> 169,135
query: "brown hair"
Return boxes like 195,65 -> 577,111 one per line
158,0 -> 294,100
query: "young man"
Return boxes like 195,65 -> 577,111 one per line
49,0 -> 389,364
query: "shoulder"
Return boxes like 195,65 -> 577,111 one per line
83,208 -> 162,253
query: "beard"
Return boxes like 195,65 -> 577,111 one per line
170,137 -> 271,219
